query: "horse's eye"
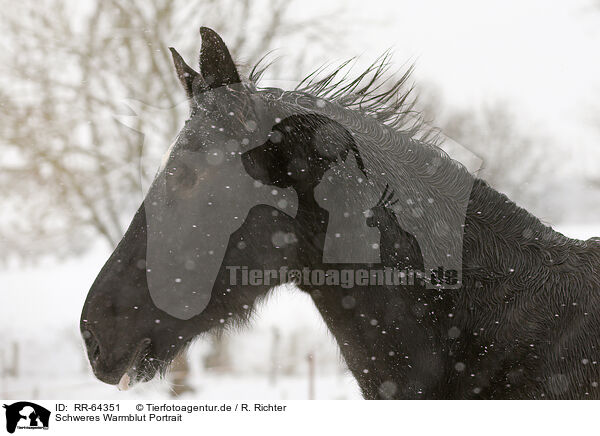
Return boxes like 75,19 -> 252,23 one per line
168,164 -> 199,191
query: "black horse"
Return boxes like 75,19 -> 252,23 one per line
81,27 -> 600,399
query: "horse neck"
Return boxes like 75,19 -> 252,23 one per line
294,187 -> 329,245
461,178 -> 572,281
289,174 -> 594,398
378,208 -> 425,270
453,177 -> 597,340
291,189 -> 445,398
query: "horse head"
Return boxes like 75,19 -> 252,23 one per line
80,27 -> 298,388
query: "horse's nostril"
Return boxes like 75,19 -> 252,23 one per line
82,329 -> 101,363
91,343 -> 101,361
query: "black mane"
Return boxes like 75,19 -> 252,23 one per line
250,53 -> 439,144
251,55 -> 590,251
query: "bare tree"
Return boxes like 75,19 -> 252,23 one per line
417,86 -> 558,215
0,0 -> 345,260
446,105 -> 552,199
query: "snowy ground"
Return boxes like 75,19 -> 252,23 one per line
0,244 -> 362,399
0,223 -> 597,400
1,372 -> 361,401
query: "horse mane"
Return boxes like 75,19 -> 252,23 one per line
248,53 -> 590,265
249,55 -> 464,200
249,53 -> 440,145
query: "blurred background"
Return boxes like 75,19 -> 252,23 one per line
0,0 -> 599,399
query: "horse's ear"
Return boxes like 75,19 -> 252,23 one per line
169,47 -> 202,99
199,27 -> 240,88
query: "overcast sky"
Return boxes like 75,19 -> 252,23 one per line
285,0 -> 600,175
